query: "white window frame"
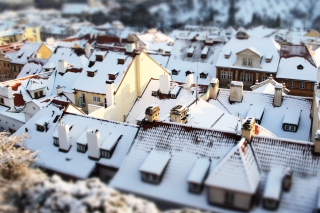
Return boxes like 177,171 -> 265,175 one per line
285,125 -> 290,130
290,126 -> 296,131
248,58 -> 253,66
53,137 -> 59,146
242,58 -> 247,65
77,144 -> 86,152
93,96 -> 101,102
221,71 -> 227,79
289,81 -> 295,88
262,76 -> 268,81
299,82 -> 305,89
101,149 -> 110,158
224,191 -> 234,205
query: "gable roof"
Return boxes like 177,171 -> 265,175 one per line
236,47 -> 262,57
205,138 -> 260,194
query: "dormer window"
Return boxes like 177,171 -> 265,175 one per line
200,72 -> 208,79
100,134 -> 122,159
188,158 -> 210,194
87,69 -> 97,77
35,117 -> 50,132
77,144 -> 87,153
151,89 -> 158,96
282,109 -> 301,132
170,85 -> 181,99
266,54 -> 273,63
201,46 -> 209,58
0,98 -> 4,104
224,50 -> 231,59
108,72 -> 119,80
34,90 -> 44,99
88,61 -> 95,68
95,54 -> 104,62
53,137 -> 59,146
139,150 -> 170,184
117,56 -> 127,64
297,64 -> 304,70
187,47 -> 195,57
172,69 -> 180,75
185,70 -> 194,76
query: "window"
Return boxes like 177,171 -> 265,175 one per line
53,137 -> 59,146
285,125 -> 290,130
290,126 -> 296,131
241,73 -> 246,82
221,71 -> 232,80
289,81 -> 295,88
142,172 -> 159,183
104,98 -> 107,108
13,66 -> 16,72
93,96 -> 100,102
101,150 -> 110,158
224,191 -> 234,205
8,128 -> 16,134
284,125 -> 296,132
262,76 -> 268,81
0,98 -> 4,104
77,144 -> 87,153
299,82 -> 305,89
241,73 -> 253,82
248,58 -> 252,66
242,58 -> 247,65
36,124 -> 45,132
82,94 -> 86,104
189,183 -> 201,194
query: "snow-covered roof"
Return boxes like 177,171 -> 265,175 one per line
250,77 -> 290,95
11,42 -> 42,65
73,49 -> 133,94
205,138 -> 260,194
263,167 -> 283,200
276,57 -> 317,82
14,103 -> 138,179
137,30 -> 174,53
139,150 -> 171,175
166,40 -> 223,85
208,89 -> 312,141
100,133 -> 122,151
283,108 -> 301,125
246,104 -> 264,121
216,37 -> 280,73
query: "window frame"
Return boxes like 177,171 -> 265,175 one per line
289,81 -> 295,88
93,96 -> 101,102
299,82 -> 305,89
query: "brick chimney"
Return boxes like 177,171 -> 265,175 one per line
87,129 -> 101,160
145,104 -> 160,122
210,78 -> 219,99
273,83 -> 283,107
58,122 -> 71,152
241,117 -> 256,142
230,81 -> 243,102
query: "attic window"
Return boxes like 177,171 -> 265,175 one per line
201,47 -> 209,58
170,85 -> 181,99
282,109 -> 301,132
108,72 -> 119,80
139,150 -> 170,184
187,47 -> 195,57
297,64 -> 304,70
200,72 -> 208,79
117,58 -> 126,65
53,137 -> 59,146
88,61 -> 95,68
224,50 -> 231,59
35,117 -> 49,132
34,90 -> 44,99
151,89 -> 158,96
0,98 -> 4,104
87,69 -> 97,77
266,54 -> 273,63
96,55 -> 104,62
185,70 -> 194,76
77,144 -> 87,153
187,158 -> 210,194
100,134 -> 122,159
172,69 -> 180,75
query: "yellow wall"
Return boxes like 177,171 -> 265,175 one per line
75,91 -> 106,113
38,43 -> 53,60
23,27 -> 41,43
305,30 -> 320,38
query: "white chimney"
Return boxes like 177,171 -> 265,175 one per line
46,37 -> 55,46
186,73 -> 194,88
85,42 -> 92,58
230,81 -> 243,102
5,86 -> 15,111
58,60 -> 68,73
210,78 -> 219,99
6,85 -> 13,98
274,83 -> 283,107
106,81 -> 115,107
126,42 -> 136,53
159,75 -> 170,94
58,122 -> 71,151
87,129 -> 101,159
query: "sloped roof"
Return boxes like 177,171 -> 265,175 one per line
11,42 -> 42,65
205,138 -> 260,194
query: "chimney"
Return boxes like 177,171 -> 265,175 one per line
87,129 -> 101,160
46,37 -> 54,46
85,42 -> 92,58
145,104 -> 160,122
273,83 -> 283,107
126,41 -> 136,53
58,122 -> 71,152
210,78 -> 219,99
241,117 -> 256,142
230,81 -> 243,102
186,73 -> 194,88
6,85 -> 13,98
6,86 -> 15,111
58,60 -> 68,74
35,52 -> 42,59
170,105 -> 189,124
106,81 -> 115,107
159,75 -> 170,94
282,167 -> 292,192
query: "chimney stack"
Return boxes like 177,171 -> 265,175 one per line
87,129 -> 101,160
58,60 -> 68,74
210,78 -> 219,99
170,105 -> 189,124
106,81 -> 115,107
230,81 -> 243,102
186,73 -> 194,88
273,83 -> 283,107
159,75 -> 170,94
58,122 -> 71,152
145,104 -> 160,122
46,37 -> 54,46
85,42 -> 92,58
241,117 -> 256,142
